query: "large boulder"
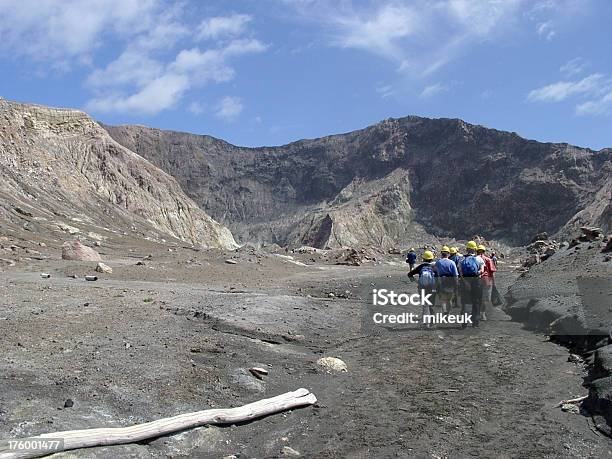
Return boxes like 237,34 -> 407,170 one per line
62,240 -> 102,261
581,226 -> 604,241
601,235 -> 612,253
530,231 -> 549,243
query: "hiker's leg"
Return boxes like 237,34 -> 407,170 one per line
481,284 -> 492,320
471,278 -> 483,326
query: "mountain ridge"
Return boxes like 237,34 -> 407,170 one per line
104,116 -> 611,248
106,115 -> 607,154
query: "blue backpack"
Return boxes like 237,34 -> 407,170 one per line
460,256 -> 479,277
418,265 -> 436,289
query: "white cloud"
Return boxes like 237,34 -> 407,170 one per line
287,0 -> 527,76
169,48 -> 236,84
375,84 -> 395,99
82,13 -> 264,115
197,14 -> 252,40
86,51 -> 164,88
222,38 -> 268,56
86,73 -> 189,114
420,83 -> 449,99
480,89 -> 493,99
575,91 -> 612,116
332,4 -> 420,60
536,21 -> 556,40
560,57 -> 586,77
0,1 -> 266,116
527,71 -> 612,117
215,96 -> 243,121
86,37 -> 265,115
527,74 -> 607,102
188,101 -> 204,115
286,0 -> 587,77
0,0 -> 162,61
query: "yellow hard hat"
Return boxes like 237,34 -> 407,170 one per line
422,250 -> 434,261
441,245 -> 450,253
409,247 -> 415,251
477,244 -> 486,252
449,247 -> 458,254
466,240 -> 478,250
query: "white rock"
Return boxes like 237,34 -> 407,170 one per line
561,403 -> 579,414
62,240 -> 101,261
58,223 -> 81,235
317,357 -> 348,373
95,262 -> 112,274
281,446 -> 301,457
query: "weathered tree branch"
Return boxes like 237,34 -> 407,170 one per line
0,388 -> 317,459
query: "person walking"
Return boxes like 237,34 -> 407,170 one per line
449,247 -> 462,265
434,246 -> 459,316
477,244 -> 497,321
408,250 -> 436,326
448,247 -> 463,310
458,241 -> 485,327
406,248 -> 417,271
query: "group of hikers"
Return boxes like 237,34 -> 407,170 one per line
405,241 -> 499,328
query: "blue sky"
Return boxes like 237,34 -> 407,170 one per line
1,0 -> 611,150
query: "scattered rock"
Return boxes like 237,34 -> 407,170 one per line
560,403 -> 579,413
523,254 -> 540,268
62,240 -> 102,261
231,368 -> 264,392
281,446 -> 301,457
580,226 -> 603,241
95,262 -> 112,274
40,273 -> 51,279
317,357 -> 348,373
136,260 -> 146,266
225,259 -> 238,265
13,206 -> 33,217
602,236 -> 612,254
85,275 -> 98,282
63,399 -> 74,408
57,223 -> 81,235
249,367 -> 269,380
531,231 -> 549,243
524,237 -> 560,266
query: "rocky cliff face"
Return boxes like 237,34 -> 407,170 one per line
105,118 -> 611,248
0,100 -> 236,249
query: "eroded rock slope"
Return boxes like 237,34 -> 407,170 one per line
0,99 -> 236,248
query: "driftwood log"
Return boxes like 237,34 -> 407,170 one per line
556,395 -> 588,407
0,388 -> 317,459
